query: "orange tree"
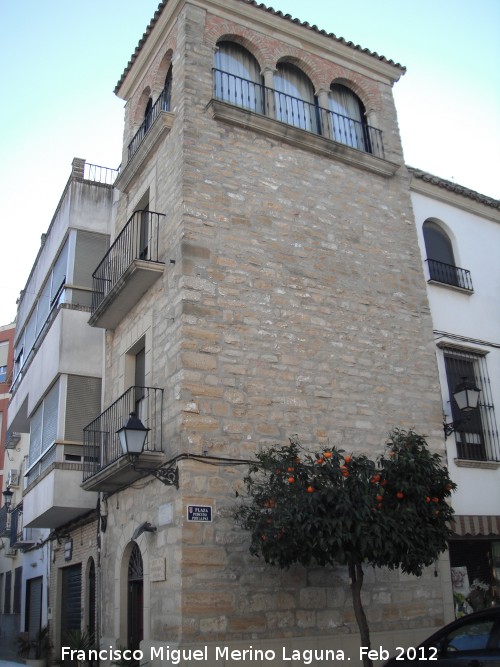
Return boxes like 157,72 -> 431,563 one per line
234,429 -> 456,667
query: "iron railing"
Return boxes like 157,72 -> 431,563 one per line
212,69 -> 384,158
90,210 -> 165,314
427,259 -> 473,291
83,386 -> 164,481
128,83 -> 172,160
444,350 -> 500,462
83,162 -> 119,185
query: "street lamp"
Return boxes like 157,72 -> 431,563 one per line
116,413 -> 178,488
2,485 -> 14,512
117,412 -> 150,457
444,378 -> 481,438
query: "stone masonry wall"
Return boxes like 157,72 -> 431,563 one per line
102,0 -> 451,654
173,2 -> 448,643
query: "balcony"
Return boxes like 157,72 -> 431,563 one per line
9,507 -> 36,550
82,386 -> 164,493
115,85 -> 174,193
426,259 -> 473,292
128,83 -> 172,160
22,443 -> 98,528
89,210 -> 165,330
209,70 -> 398,177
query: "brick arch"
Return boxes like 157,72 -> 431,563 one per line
153,48 -> 174,93
131,86 -> 152,126
205,15 -> 274,70
273,50 -> 321,92
329,72 -> 382,113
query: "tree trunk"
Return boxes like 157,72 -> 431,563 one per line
349,561 -> 373,667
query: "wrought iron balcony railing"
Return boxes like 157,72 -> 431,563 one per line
212,69 -> 384,158
128,83 -> 172,160
426,259 -> 473,291
83,386 -> 163,482
90,209 -> 165,315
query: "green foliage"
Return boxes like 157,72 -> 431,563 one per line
234,429 -> 456,576
62,628 -> 95,652
18,625 -> 52,660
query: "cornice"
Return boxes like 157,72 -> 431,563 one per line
409,167 -> 500,223
115,0 -> 405,97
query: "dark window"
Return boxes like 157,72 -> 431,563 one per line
162,66 -> 172,112
423,220 -> 461,286
144,98 -> 153,134
13,567 -> 22,614
127,544 -> 144,652
4,570 -> 12,613
444,349 -> 500,462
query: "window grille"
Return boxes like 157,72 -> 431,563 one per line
444,349 -> 500,462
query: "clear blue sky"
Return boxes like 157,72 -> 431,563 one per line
1,0 -> 499,323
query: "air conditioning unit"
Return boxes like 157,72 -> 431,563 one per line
5,548 -> 17,557
8,469 -> 20,487
5,431 -> 21,449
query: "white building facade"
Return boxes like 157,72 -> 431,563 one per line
410,167 -> 500,615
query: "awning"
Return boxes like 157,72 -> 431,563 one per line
451,515 -> 500,537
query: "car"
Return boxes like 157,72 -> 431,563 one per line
384,607 -> 500,666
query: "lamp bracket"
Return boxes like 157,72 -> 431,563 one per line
130,459 -> 179,488
443,416 -> 472,439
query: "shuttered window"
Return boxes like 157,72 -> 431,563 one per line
73,231 -> 109,288
65,376 -> 102,442
29,380 -> 60,467
29,408 -> 43,467
61,565 -> 82,637
26,576 -> 43,638
13,567 -> 22,614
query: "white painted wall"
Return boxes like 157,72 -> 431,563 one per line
411,183 -> 500,517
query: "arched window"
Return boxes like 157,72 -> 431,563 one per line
423,220 -> 460,286
143,97 -> 153,134
423,220 -> 455,265
328,84 -> 369,151
162,65 -> 172,112
214,42 -> 264,113
274,63 -> 318,132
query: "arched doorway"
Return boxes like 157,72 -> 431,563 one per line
87,558 -> 96,641
127,543 -> 144,651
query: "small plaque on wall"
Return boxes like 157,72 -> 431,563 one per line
150,557 -> 166,582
